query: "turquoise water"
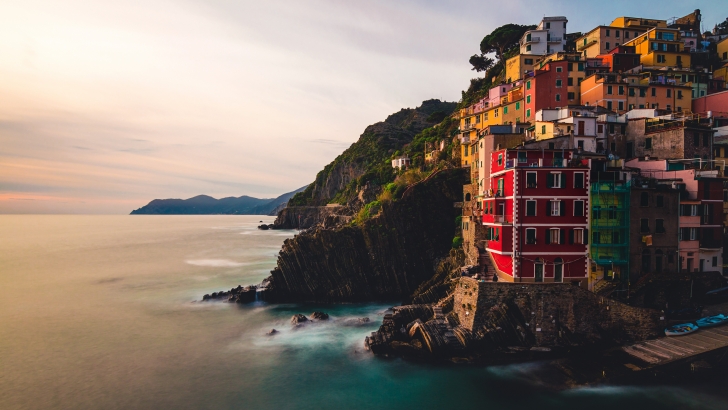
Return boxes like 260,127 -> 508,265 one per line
1,215 -> 726,410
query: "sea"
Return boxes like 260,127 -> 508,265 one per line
1,215 -> 727,410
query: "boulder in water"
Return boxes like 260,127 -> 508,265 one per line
310,311 -> 330,320
290,314 -> 309,326
341,317 -> 370,326
266,329 -> 278,336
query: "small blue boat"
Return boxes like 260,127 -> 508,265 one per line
696,314 -> 728,328
665,323 -> 698,337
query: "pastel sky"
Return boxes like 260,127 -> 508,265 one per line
1,0 -> 724,214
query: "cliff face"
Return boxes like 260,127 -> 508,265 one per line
271,206 -> 353,230
263,168 -> 466,303
288,99 -> 457,208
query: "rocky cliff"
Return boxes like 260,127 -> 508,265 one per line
288,99 -> 457,209
262,168 -> 467,303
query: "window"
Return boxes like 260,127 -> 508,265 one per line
526,95 -> 531,104
645,137 -> 652,149
606,42 -> 610,50
640,218 -> 649,233
555,94 -> 561,102
618,86 -> 624,95
598,124 -> 604,133
515,101 -> 520,110
541,125 -> 546,135
526,81 -> 531,90
629,88 -> 635,97
625,31 -> 630,39
549,228 -> 561,244
526,45 -> 531,52
568,77 -> 573,86
608,205 -> 617,220
551,200 -> 561,216
497,154 -> 503,166
611,142 -> 616,152
526,108 -> 531,118
606,29 -> 610,37
667,89 -> 671,98
640,192 -> 648,206
690,227 -> 697,240
640,88 -> 646,97
518,151 -> 527,163
691,204 -> 698,216
703,134 -> 709,147
548,142 -> 555,150
607,85 -> 613,95
592,231 -> 600,244
494,108 -> 499,117
578,140 -> 584,150
525,58 -> 533,65
657,55 -> 666,63
556,66 -> 563,73
656,195 -> 664,207
548,172 -> 564,188
574,200 -> 584,216
651,88 -> 656,97
615,30 -> 620,38
618,101 -> 624,111
556,79 -> 562,87
526,200 -> 536,216
607,101 -> 613,110
573,229 -> 584,245
656,219 -> 665,233
503,106 -> 508,114
526,228 -> 537,244
713,257 -> 718,267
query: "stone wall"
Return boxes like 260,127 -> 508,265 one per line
452,277 -> 662,346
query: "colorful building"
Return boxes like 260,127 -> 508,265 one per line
623,28 -> 691,68
523,60 -> 572,121
520,16 -> 568,55
505,54 -> 537,82
482,149 -> 590,286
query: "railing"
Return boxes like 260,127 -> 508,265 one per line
493,215 -> 512,224
548,36 -> 563,42
520,36 -> 541,45
577,38 -> 598,50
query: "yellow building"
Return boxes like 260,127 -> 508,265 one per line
609,16 -> 666,30
505,54 -> 538,82
718,37 -> 728,63
533,121 -> 572,140
624,28 -> 691,68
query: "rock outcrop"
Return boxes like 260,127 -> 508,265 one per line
262,168 -> 467,303
366,278 -> 663,362
271,205 -> 354,230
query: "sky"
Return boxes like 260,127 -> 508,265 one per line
1,0 -> 725,214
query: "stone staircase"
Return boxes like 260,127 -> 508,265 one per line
433,306 -> 461,348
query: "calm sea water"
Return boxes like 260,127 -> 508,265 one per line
1,215 -> 727,410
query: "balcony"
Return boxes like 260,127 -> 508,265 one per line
492,214 -> 512,224
505,158 -> 588,169
520,36 -> 541,46
577,38 -> 598,51
548,36 -> 563,43
462,123 -> 476,131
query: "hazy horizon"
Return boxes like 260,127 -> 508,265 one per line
2,0 -> 724,214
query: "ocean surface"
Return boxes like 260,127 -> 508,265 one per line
1,215 -> 727,410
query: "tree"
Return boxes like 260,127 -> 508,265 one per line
469,54 -> 494,76
479,24 -> 537,62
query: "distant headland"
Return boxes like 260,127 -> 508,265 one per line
130,186 -> 307,215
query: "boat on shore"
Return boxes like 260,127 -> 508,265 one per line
665,323 -> 698,336
696,314 -> 728,328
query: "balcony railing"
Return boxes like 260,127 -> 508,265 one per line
548,36 -> 563,43
492,215 -> 512,224
520,36 -> 541,45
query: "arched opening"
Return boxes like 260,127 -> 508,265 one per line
535,258 -> 544,283
465,193 -> 472,202
642,249 -> 651,273
554,258 -> 563,282
655,250 -> 663,273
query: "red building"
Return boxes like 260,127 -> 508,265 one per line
523,60 -> 569,122
482,149 -> 590,286
596,45 -> 641,73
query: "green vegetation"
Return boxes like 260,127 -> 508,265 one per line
455,215 -> 462,228
354,200 -> 382,225
452,236 -> 464,248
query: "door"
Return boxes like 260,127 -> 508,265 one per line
578,121 -> 585,136
687,258 -> 693,272
699,259 -> 704,272
535,260 -> 544,282
626,142 -> 634,158
554,258 -> 563,282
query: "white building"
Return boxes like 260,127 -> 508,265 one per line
391,156 -> 411,169
520,16 -> 568,55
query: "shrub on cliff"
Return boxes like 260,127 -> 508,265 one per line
353,200 -> 382,225
452,236 -> 463,248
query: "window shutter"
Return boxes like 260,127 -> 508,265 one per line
697,228 -> 701,240
569,229 -> 574,244
698,205 -> 704,216
547,173 -> 554,188
545,229 -> 551,244
546,200 -> 551,215
560,173 -> 566,188
560,229 -> 565,244
584,229 -> 589,244
560,201 -> 566,216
